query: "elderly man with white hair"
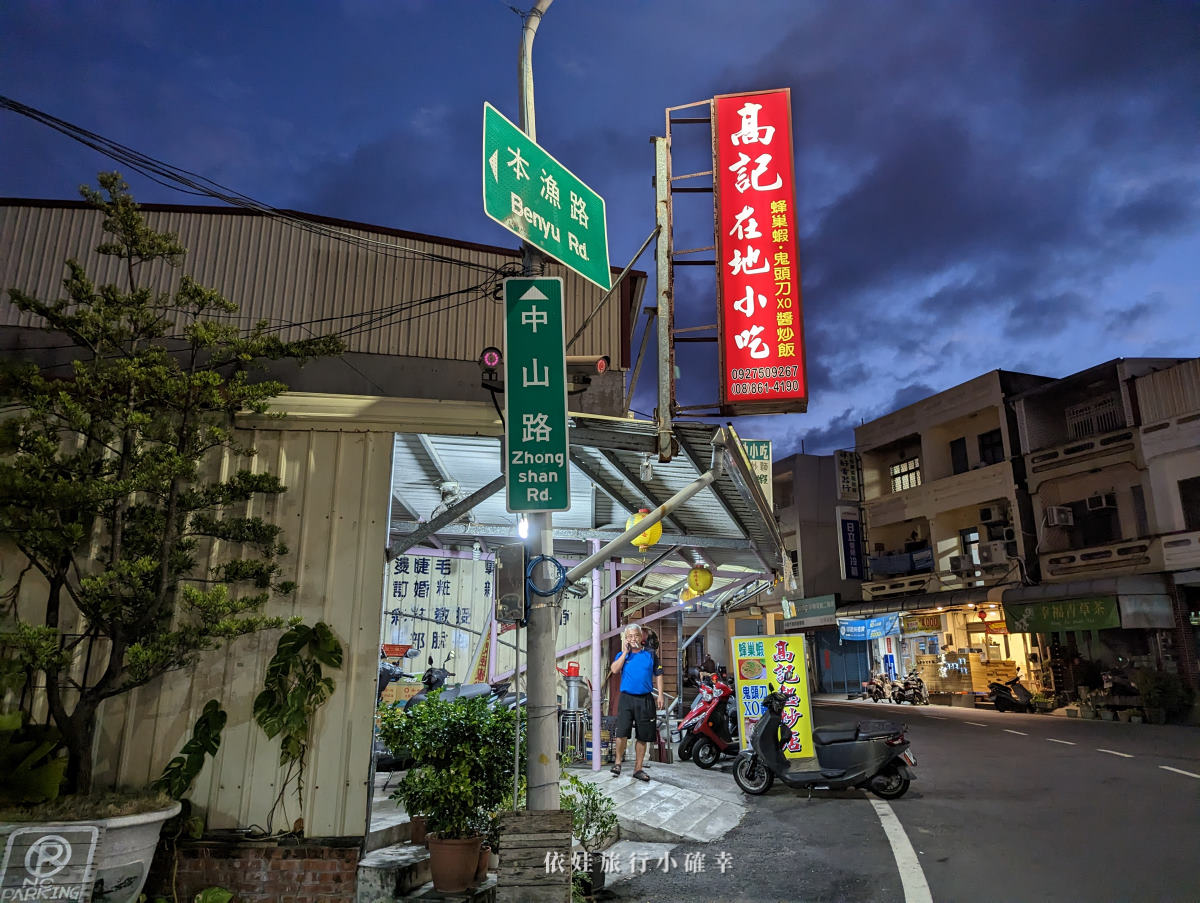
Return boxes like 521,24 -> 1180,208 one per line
608,622 -> 665,781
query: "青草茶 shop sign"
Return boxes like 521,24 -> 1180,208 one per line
1003,596 -> 1120,633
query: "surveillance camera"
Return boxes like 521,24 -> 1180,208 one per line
479,346 -> 504,392
564,356 -> 611,393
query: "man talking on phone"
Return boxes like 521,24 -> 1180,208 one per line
609,623 -> 664,781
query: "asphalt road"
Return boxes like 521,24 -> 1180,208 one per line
602,699 -> 1200,903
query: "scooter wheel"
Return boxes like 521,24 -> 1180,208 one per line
678,733 -> 698,761
869,767 -> 910,800
733,754 -> 774,795
693,737 -> 720,770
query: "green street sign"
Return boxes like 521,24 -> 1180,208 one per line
483,102 -> 611,291
504,277 -> 570,512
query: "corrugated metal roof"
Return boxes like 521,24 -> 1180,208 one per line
0,201 -> 638,365
388,414 -> 786,577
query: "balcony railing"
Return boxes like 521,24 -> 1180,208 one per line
1039,536 -> 1162,578
1026,428 -> 1137,478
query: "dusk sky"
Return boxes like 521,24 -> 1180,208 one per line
2,1 -> 1197,457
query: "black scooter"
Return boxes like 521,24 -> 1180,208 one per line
988,673 -> 1033,713
732,685 -> 916,800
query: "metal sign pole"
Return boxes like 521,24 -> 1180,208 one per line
518,0 -> 559,814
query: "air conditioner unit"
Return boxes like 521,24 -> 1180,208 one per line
1087,493 -> 1116,511
1046,506 -> 1074,527
948,554 -> 974,574
1003,527 -> 1017,543
978,540 -> 1009,564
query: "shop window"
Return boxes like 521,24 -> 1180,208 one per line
950,437 -> 969,475
889,457 -> 922,492
977,428 -> 1005,466
1180,476 -> 1200,532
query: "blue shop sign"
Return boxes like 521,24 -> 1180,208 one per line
837,613 -> 900,641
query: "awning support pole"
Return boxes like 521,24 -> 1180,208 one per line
601,545 -> 680,604
563,452 -> 723,586
386,474 -> 505,559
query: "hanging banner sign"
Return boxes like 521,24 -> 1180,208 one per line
837,613 -> 901,641
730,635 -> 814,760
837,506 -> 864,580
1004,596 -> 1120,633
713,88 -> 807,415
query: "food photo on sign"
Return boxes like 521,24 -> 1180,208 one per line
730,635 -> 815,759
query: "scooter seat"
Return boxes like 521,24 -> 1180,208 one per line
856,719 -> 904,739
813,726 -> 860,745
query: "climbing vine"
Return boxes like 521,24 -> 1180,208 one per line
252,621 -> 343,833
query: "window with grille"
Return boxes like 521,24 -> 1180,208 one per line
1065,394 -> 1124,440
889,457 -> 922,492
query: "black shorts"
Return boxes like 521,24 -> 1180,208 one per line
614,691 -> 657,742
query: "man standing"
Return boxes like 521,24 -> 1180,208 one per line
609,623 -> 664,781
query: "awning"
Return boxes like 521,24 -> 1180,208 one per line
835,587 -> 997,618
385,414 -> 787,608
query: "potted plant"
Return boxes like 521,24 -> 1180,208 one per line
1029,692 -> 1057,714
0,174 -> 341,902
1134,669 -> 1195,724
560,760 -> 618,898
388,693 -> 522,893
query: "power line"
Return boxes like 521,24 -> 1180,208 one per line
0,94 -> 503,275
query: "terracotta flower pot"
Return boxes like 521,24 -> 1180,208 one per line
427,834 -> 484,893
409,814 -> 427,846
475,843 -> 491,883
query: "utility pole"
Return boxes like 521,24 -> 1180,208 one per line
518,0 -> 559,814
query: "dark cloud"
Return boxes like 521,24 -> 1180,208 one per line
1104,298 -> 1157,337
1004,292 -> 1087,340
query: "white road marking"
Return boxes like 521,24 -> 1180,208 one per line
1003,729 -> 1028,736
1097,748 -> 1133,758
1160,766 -> 1200,779
925,715 -> 947,720
869,797 -> 934,903
1047,738 -> 1076,745
964,721 -> 988,727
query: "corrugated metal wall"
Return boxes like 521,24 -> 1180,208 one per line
0,203 -> 620,361
14,424 -> 395,838
1138,358 -> 1200,424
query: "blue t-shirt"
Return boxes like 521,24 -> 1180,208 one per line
616,648 -> 662,695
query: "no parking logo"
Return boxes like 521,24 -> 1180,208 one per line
0,826 -> 99,901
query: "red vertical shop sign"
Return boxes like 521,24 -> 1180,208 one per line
713,88 -> 807,414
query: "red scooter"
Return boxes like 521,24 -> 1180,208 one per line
676,668 -> 740,769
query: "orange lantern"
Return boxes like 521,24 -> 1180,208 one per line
626,508 -> 662,551
680,586 -> 697,602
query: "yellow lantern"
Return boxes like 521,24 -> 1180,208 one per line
688,565 -> 713,595
680,586 -> 697,602
626,508 -> 662,551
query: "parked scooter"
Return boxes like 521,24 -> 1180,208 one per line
988,672 -> 1034,713
891,669 -> 929,705
866,673 -> 892,703
677,667 -> 740,769
732,685 -> 916,799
